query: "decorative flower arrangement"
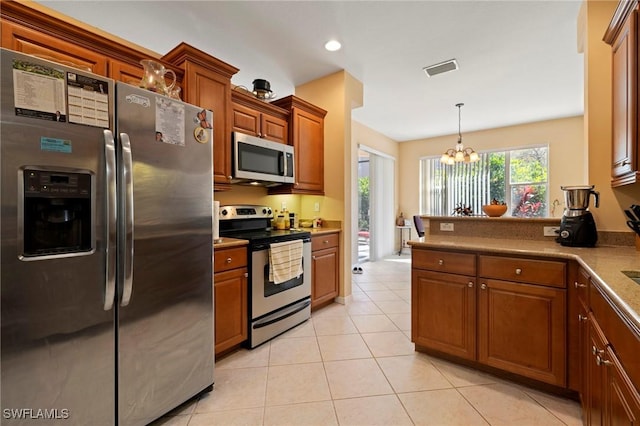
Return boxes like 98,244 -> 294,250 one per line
452,203 -> 474,216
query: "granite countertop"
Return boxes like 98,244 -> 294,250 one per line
213,237 -> 249,250
307,227 -> 342,236
408,236 -> 640,333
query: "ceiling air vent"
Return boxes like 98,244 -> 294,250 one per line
423,59 -> 458,77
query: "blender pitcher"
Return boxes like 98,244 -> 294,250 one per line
561,185 -> 599,216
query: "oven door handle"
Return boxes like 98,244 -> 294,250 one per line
252,299 -> 311,329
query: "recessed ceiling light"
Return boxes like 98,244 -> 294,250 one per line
324,40 -> 342,52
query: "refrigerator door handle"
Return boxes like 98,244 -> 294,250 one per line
104,130 -> 117,311
120,132 -> 134,307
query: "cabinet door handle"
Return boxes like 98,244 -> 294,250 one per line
312,256 -> 316,260
596,355 -> 612,367
244,272 -> 248,278
515,268 -> 522,275
578,314 -> 588,322
438,259 -> 444,266
574,281 -> 586,288
226,257 -> 232,264
621,160 -> 631,166
481,283 -> 487,290
468,281 -> 473,288
592,345 -> 604,356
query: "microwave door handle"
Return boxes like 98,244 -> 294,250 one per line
119,132 -> 134,307
103,130 -> 117,311
279,151 -> 286,176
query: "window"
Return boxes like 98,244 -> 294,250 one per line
420,145 -> 548,217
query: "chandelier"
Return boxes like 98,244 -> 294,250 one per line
440,103 -> 479,164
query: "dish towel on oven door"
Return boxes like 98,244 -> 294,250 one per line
268,240 -> 304,284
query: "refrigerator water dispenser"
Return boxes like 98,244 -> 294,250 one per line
22,168 -> 93,257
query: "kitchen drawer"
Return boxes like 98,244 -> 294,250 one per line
412,249 -> 476,276
214,246 -> 247,273
312,233 -> 339,251
478,255 -> 566,288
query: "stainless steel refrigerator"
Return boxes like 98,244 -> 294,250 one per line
0,49 -> 214,425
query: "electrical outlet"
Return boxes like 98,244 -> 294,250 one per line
440,223 -> 454,232
314,202 -> 320,212
544,226 -> 560,237
281,201 -> 286,211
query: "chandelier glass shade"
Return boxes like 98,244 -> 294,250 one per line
440,103 -> 479,164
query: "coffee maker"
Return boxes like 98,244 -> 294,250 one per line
557,185 -> 599,247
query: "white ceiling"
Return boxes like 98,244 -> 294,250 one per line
37,0 -> 584,142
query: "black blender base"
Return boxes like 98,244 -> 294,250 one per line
557,212 -> 598,247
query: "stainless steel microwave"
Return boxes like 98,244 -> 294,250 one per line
232,132 -> 294,185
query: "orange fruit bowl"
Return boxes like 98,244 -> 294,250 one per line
482,204 -> 508,217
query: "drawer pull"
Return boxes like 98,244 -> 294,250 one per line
467,281 -> 473,288
596,355 -> 612,367
574,281 -> 586,288
515,268 -> 522,275
324,240 -> 329,244
438,259 -> 444,266
578,314 -> 588,322
226,257 -> 232,264
481,283 -> 487,290
592,345 -> 604,356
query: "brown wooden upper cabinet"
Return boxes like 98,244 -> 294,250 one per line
231,90 -> 288,144
604,0 -> 639,187
163,43 -> 239,191
1,2 -> 169,84
109,59 -> 144,85
1,20 -> 108,75
270,95 -> 327,195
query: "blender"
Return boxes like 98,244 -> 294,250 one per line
557,185 -> 599,247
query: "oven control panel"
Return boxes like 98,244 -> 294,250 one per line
219,205 -> 273,220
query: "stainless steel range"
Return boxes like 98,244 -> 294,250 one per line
218,205 -> 311,348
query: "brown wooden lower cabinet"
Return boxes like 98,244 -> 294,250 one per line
579,276 -> 640,425
412,269 -> 476,360
478,278 -> 566,386
411,247 -> 567,387
411,246 -> 640,424
605,346 -> 640,425
311,232 -> 340,310
213,246 -> 248,356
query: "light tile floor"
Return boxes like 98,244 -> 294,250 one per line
152,254 -> 582,426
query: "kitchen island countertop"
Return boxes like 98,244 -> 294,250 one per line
408,235 -> 640,333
